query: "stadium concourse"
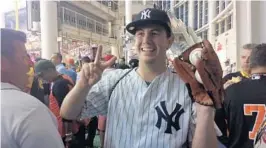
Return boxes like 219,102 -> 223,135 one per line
1,1 -> 266,148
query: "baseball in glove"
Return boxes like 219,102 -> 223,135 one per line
173,40 -> 224,109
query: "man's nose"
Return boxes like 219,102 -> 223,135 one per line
245,57 -> 250,63
142,32 -> 152,43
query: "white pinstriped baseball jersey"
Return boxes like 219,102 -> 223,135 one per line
80,68 -> 196,148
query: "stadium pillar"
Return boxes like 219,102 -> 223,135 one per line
125,0 -> 133,62
143,0 -> 146,6
111,46 -> 119,58
188,0 -> 194,29
235,1 -> 266,70
0,12 -> 5,28
108,21 -> 112,37
40,1 -> 58,59
170,0 -> 175,13
125,0 -> 132,26
208,1 -> 216,45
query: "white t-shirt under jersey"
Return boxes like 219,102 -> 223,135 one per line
80,68 -> 196,148
1,82 -> 64,148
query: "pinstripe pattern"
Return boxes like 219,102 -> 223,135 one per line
80,68 -> 195,148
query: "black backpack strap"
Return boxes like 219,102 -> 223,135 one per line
108,69 -> 134,100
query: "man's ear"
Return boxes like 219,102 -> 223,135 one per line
1,56 -> 11,72
167,35 -> 175,49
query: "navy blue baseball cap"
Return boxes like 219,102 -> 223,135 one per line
126,8 -> 172,36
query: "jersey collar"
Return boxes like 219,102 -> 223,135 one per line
1,82 -> 21,91
240,71 -> 250,78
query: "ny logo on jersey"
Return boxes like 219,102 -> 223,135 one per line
141,9 -> 151,20
155,101 -> 184,134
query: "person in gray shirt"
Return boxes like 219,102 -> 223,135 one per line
1,28 -> 64,148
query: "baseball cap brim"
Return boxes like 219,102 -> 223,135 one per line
126,19 -> 172,35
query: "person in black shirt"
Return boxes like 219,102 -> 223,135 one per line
117,57 -> 130,69
30,76 -> 46,105
32,58 -> 51,105
217,44 -> 259,146
24,57 -> 48,106
129,59 -> 139,68
34,60 -> 85,147
223,43 -> 258,87
224,43 -> 266,148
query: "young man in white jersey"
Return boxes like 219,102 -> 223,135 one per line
61,8 -> 217,148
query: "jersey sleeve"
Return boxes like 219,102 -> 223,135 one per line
215,105 -> 229,145
79,69 -> 128,119
224,86 -> 235,121
224,85 -> 245,146
188,102 -> 197,147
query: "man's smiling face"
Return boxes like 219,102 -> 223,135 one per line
134,24 -> 173,64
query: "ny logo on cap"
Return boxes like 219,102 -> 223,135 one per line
141,9 -> 151,20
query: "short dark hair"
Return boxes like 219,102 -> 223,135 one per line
81,56 -> 91,63
243,43 -> 258,50
129,59 -> 139,68
34,60 -> 56,75
35,57 -> 44,62
53,52 -> 62,61
250,43 -> 266,69
1,28 -> 27,57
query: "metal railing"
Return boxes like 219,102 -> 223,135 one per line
58,7 -> 109,36
97,0 -> 118,11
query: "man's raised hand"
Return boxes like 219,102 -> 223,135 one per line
79,45 -> 117,87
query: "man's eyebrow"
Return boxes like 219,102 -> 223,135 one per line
151,28 -> 163,32
136,26 -> 164,32
136,28 -> 143,32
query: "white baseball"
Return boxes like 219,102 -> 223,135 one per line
189,48 -> 203,66
195,70 -> 203,84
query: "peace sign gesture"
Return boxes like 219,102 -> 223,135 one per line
78,45 -> 117,87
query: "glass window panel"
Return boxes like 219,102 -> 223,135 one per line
221,20 -> 225,33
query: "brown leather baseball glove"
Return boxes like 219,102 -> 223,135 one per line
173,40 -> 224,109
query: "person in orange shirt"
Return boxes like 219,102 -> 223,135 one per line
34,60 -> 83,147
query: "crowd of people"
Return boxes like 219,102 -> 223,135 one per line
1,8 -> 266,148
